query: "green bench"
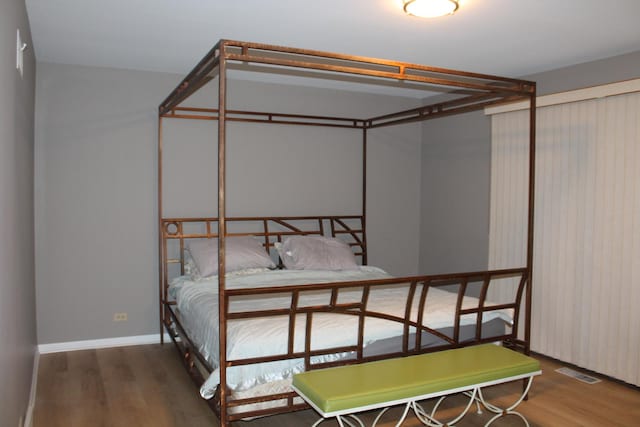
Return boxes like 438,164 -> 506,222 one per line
292,344 -> 541,426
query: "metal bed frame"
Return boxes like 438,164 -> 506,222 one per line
157,40 -> 536,426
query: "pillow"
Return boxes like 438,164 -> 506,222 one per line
183,251 -> 201,278
276,235 -> 358,271
187,236 -> 275,278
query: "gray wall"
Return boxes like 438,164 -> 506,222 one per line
0,0 -> 37,425
418,50 -> 640,274
34,63 -> 173,344
526,50 -> 640,96
35,43 -> 640,346
419,111 -> 491,274
34,65 -> 422,344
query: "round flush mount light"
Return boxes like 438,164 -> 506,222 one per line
403,0 -> 459,18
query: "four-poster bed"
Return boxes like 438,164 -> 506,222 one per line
157,40 -> 536,426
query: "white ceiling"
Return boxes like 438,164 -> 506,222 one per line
25,0 -> 640,97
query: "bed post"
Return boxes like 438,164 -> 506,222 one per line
217,41 -> 229,427
158,115 -> 164,344
362,127 -> 368,265
525,86 -> 537,355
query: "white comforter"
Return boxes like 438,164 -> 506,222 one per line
169,267 -> 513,399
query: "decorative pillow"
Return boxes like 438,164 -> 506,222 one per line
276,235 -> 358,271
183,250 -> 201,279
187,236 -> 275,278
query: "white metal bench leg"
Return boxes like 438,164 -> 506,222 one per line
412,387 -> 479,426
393,402 -> 413,427
477,376 -> 535,427
361,403 -> 413,427
462,390 -> 483,414
371,407 -> 389,427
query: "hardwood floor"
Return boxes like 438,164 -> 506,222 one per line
33,344 -> 640,427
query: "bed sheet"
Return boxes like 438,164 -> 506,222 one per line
169,267 -> 513,400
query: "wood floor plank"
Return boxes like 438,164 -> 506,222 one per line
34,344 -> 640,427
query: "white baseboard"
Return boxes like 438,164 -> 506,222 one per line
38,333 -> 172,354
23,350 -> 39,427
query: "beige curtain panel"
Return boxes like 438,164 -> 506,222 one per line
489,91 -> 640,387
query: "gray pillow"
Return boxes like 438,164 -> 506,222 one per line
187,236 -> 275,278
277,235 -> 358,270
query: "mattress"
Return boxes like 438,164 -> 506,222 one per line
169,267 -> 514,401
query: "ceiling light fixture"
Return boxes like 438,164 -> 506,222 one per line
403,0 -> 459,18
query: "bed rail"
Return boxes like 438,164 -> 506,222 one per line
162,263 -> 529,421
223,267 -> 527,420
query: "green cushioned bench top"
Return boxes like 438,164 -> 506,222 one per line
292,344 -> 540,414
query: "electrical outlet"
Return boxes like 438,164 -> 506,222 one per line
113,312 -> 128,322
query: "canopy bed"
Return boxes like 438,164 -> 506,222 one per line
157,40 -> 536,426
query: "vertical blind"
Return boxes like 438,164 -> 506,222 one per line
489,91 -> 640,386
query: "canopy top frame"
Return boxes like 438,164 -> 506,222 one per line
159,39 -> 535,126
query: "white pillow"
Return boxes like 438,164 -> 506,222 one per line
276,235 -> 358,271
187,236 -> 275,278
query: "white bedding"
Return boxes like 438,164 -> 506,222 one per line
169,267 -> 513,400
